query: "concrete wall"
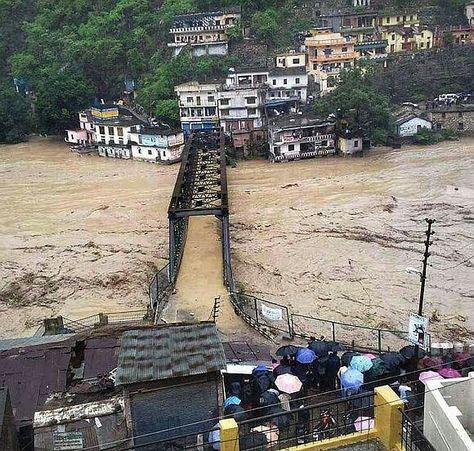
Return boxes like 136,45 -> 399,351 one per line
397,117 -> 432,137
275,54 -> 306,68
431,110 -> 474,133
95,125 -> 132,145
98,145 -> 131,159
424,373 -> 474,451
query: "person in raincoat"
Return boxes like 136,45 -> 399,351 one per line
224,382 -> 242,408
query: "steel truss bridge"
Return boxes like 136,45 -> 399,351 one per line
149,130 -> 234,320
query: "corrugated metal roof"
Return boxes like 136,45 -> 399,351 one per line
115,323 -> 226,385
0,334 -> 75,351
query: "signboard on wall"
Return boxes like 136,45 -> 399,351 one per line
53,432 -> 84,450
407,312 -> 429,349
261,304 -> 283,321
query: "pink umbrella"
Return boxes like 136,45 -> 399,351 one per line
438,368 -> 461,378
421,356 -> 443,369
363,353 -> 377,360
419,371 -> 444,385
275,373 -> 303,394
353,417 -> 374,432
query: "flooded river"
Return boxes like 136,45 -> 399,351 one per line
0,137 -> 473,341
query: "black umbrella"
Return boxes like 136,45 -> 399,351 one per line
380,352 -> 405,372
260,390 -> 280,407
327,341 -> 346,352
273,364 -> 293,377
240,431 -> 268,449
399,345 -> 426,360
276,345 -> 301,356
308,340 -> 329,356
341,351 -> 360,367
224,404 -> 247,422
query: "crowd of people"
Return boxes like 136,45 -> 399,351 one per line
209,337 -> 473,450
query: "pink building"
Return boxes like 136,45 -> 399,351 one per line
65,111 -> 95,145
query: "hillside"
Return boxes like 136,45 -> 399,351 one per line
0,0 -> 472,141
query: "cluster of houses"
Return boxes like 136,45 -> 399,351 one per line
65,104 -> 185,164
65,1 -> 474,164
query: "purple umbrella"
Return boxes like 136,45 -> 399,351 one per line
296,348 -> 317,364
438,368 -> 461,378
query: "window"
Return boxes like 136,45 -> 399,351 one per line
354,140 -> 359,148
403,15 -> 406,22
344,62 -> 351,68
313,63 -> 317,70
220,98 -> 230,106
148,149 -> 152,155
273,79 -> 277,85
442,113 -> 446,118
392,34 -> 396,41
283,79 -> 287,85
295,77 -> 300,84
208,96 -> 215,103
421,32 -> 424,38
99,126 -> 105,134
321,140 -> 328,146
458,112 -> 463,117
458,122 -> 464,130
342,47 -> 347,52
292,58 -> 300,64
221,110 -> 230,116
397,16 -> 400,22
108,127 -> 114,135
186,97 -> 193,103
138,148 -> 142,154
196,96 -> 201,106
248,108 -> 257,115
245,96 -> 257,104
117,127 -> 123,137
410,15 -> 414,21
288,144 -> 295,151
386,17 -> 390,24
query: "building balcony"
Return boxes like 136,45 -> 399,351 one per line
170,25 -> 227,33
180,115 -> 219,123
274,134 -> 334,145
354,40 -> 388,50
309,52 -> 358,62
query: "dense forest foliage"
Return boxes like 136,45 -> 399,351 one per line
0,0 -> 472,142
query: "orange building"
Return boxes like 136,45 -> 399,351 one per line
305,29 -> 357,95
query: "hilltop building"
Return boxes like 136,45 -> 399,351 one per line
175,82 -> 220,134
305,29 -> 357,94
435,25 -> 474,47
381,25 -> 433,53
168,7 -> 241,57
268,112 -> 336,161
275,51 -> 307,68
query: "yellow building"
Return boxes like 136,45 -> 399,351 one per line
382,26 -> 433,53
305,29 -> 357,95
378,12 -> 419,27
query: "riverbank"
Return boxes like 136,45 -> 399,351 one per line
0,137 -> 473,341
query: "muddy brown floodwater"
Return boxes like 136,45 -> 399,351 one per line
0,137 -> 473,342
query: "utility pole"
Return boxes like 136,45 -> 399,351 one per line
415,218 -> 435,358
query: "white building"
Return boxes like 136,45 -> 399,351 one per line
338,136 -> 363,155
424,373 -> 474,451
395,114 -> 432,137
95,118 -> 142,160
175,82 -> 220,134
268,114 -> 336,161
267,68 -> 308,104
168,7 -> 241,57
466,2 -> 474,25
129,125 -> 184,163
275,52 -> 307,68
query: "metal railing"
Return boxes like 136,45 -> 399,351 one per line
400,409 -> 436,451
149,263 -> 173,314
62,310 -> 151,333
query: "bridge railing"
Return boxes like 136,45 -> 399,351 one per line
149,263 -> 173,322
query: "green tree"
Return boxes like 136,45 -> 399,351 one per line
251,8 -> 279,43
155,99 -> 180,124
314,68 -> 392,143
0,82 -> 31,143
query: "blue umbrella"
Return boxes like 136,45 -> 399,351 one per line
341,368 -> 364,392
350,355 -> 374,373
296,348 -> 317,364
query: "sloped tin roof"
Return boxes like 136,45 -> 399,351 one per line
115,323 -> 226,386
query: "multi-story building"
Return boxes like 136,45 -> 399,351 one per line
434,25 -> 474,47
168,7 -> 241,57
175,82 -> 220,134
267,68 -> 308,104
64,111 -> 95,146
305,29 -> 357,94
128,125 -> 184,164
428,103 -> 474,133
268,113 -> 336,161
382,26 -> 433,53
275,51 -> 306,69
377,11 -> 419,28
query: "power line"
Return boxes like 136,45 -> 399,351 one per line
430,253 -> 474,271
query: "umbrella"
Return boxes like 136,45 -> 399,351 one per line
380,352 -> 405,372
240,431 -> 268,448
273,364 -> 293,377
353,416 -> 374,432
260,390 -> 280,407
453,352 -> 471,367
400,345 -> 426,360
438,368 -> 461,378
421,356 -> 443,369
341,352 -> 360,367
308,340 -> 329,356
296,348 -> 317,364
276,345 -> 301,356
224,396 -> 241,408
363,353 -> 377,360
369,357 -> 385,377
327,341 -> 345,352
341,368 -> 364,391
275,373 -> 302,394
224,404 -> 247,422
350,355 -> 373,373
419,371 -> 444,385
